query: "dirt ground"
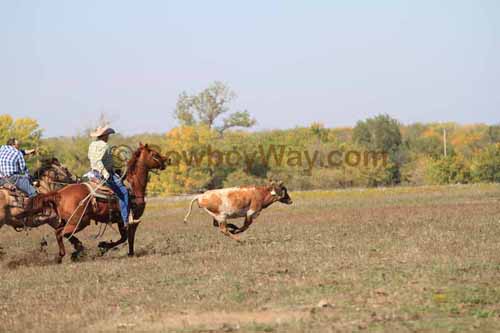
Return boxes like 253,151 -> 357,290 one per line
1,184 -> 500,332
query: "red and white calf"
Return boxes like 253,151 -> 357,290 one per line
184,181 -> 292,241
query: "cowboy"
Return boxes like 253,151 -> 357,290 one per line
88,126 -> 130,228
0,138 -> 37,197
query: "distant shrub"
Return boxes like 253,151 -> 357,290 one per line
471,144 -> 500,182
426,155 -> 471,184
223,170 -> 265,188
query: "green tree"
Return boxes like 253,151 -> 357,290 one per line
471,144 -> 500,182
174,81 -> 256,134
352,114 -> 403,184
403,123 -> 443,158
486,125 -> 500,144
353,114 -> 402,152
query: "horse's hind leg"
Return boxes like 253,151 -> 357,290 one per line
98,222 -> 128,251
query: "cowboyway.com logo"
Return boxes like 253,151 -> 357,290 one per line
113,144 -> 388,174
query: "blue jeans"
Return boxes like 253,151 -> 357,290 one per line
105,173 -> 129,226
8,175 -> 37,198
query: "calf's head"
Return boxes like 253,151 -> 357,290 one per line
270,181 -> 293,205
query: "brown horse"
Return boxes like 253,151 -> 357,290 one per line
33,157 -> 78,193
0,158 -> 75,254
0,191 -> 60,232
51,144 -> 166,262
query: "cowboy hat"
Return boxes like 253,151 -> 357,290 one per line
90,126 -> 116,138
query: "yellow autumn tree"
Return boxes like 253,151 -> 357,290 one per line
0,114 -> 43,169
0,115 -> 42,146
147,125 -> 220,194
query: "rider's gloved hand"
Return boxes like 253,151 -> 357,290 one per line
102,169 -> 111,180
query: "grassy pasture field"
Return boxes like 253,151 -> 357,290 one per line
1,184 -> 500,332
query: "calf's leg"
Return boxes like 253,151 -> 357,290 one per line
233,215 -> 254,234
218,219 -> 241,242
214,218 -> 238,232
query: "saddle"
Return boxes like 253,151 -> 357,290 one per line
82,178 -> 143,205
83,180 -> 142,225
0,183 -> 31,209
83,180 -> 116,201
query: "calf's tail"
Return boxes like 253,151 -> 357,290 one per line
184,196 -> 198,223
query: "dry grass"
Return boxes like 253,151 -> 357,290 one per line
1,184 -> 500,332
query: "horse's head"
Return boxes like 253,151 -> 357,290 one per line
131,143 -> 167,172
34,158 -> 76,192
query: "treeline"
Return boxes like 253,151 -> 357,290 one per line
1,113 -> 498,195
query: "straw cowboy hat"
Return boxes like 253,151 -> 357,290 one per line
90,125 -> 116,138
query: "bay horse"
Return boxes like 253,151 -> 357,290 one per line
51,144 -> 166,262
0,158 -> 74,249
33,157 -> 78,193
0,192 -> 60,231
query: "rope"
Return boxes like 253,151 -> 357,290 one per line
73,166 -> 129,240
93,222 -> 107,239
65,178 -> 107,240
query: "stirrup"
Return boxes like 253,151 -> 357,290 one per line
128,215 -> 141,225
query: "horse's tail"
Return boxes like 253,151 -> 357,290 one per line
184,196 -> 199,224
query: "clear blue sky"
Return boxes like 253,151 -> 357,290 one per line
1,1 -> 499,137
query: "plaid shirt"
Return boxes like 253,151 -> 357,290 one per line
0,145 -> 29,177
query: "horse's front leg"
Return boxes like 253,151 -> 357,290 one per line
98,222 -> 128,251
44,214 -> 66,263
127,222 -> 139,257
54,224 -> 66,263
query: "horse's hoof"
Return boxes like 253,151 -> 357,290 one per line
98,247 -> 108,256
71,248 -> 85,261
128,253 -> 134,257
98,241 -> 111,249
55,256 -> 63,264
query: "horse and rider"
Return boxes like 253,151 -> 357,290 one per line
0,138 -> 38,198
0,138 -> 61,231
0,126 -> 168,262
87,126 -> 132,228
